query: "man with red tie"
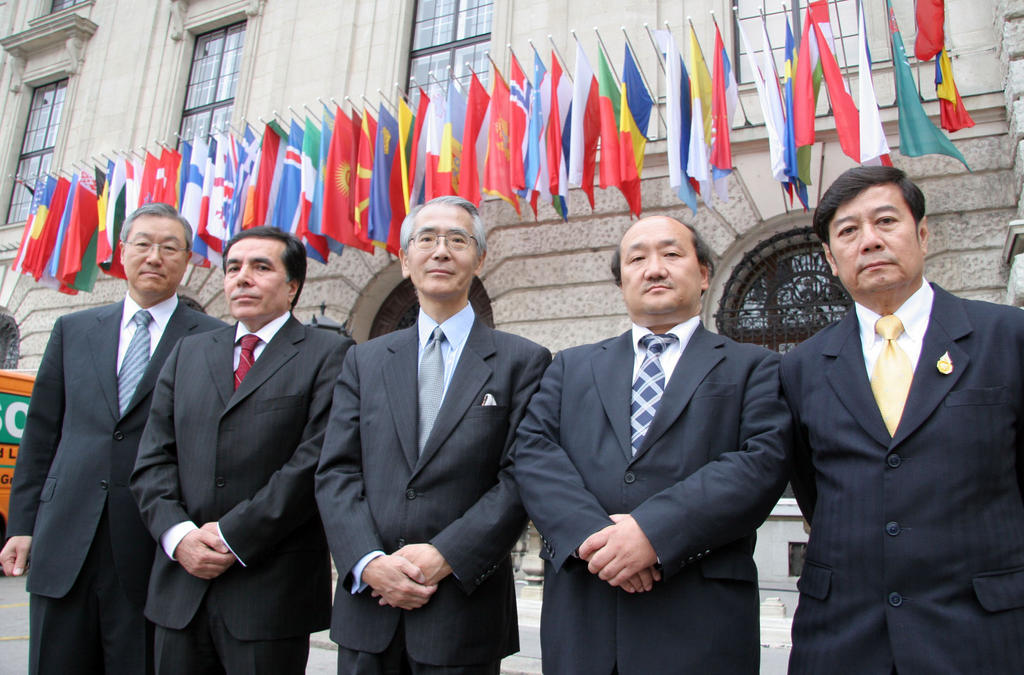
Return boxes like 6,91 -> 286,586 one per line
132,227 -> 352,674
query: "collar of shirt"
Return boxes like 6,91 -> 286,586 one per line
117,294 -> 178,370
417,303 -> 475,396
855,278 -> 934,376
630,316 -> 701,386
233,311 -> 291,368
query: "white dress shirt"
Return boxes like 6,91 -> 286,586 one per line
855,279 -> 934,377
350,303 -> 477,593
630,316 -> 702,385
117,294 -> 178,371
159,311 -> 293,566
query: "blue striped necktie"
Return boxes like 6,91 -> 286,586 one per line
417,326 -> 445,454
630,333 -> 677,456
118,310 -> 153,415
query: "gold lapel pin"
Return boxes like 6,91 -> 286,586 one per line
936,351 -> 953,375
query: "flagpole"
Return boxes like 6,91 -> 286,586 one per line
594,27 -> 621,83
444,65 -> 467,96
643,23 -> 668,75
711,9 -> 751,127
548,35 -> 574,84
825,0 -> 857,99
376,89 -> 397,113
621,26 -> 668,135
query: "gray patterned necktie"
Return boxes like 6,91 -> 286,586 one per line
630,333 -> 678,456
118,310 -> 153,415
417,326 -> 446,454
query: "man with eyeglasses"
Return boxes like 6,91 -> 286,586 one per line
1,202 -> 224,674
316,196 -> 550,674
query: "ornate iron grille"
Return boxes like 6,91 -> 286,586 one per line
715,228 -> 852,353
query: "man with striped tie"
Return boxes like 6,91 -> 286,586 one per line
1,202 -> 224,674
515,215 -> 791,674
132,227 -> 351,674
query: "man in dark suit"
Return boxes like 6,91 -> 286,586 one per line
514,215 -> 791,674
782,165 -> 1024,673
0,202 -> 224,674
131,226 -> 352,674
315,195 -> 550,674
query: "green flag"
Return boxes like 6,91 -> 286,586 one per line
887,0 -> 969,169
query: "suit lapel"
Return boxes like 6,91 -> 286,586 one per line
634,326 -> 724,462
120,305 -> 194,418
224,317 -> 302,414
87,302 -> 123,420
892,286 -> 971,445
414,320 -> 494,475
592,332 -> 634,461
383,327 -> 420,471
205,325 -> 237,408
823,311 -> 892,447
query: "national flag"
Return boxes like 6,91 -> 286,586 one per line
138,150 -> 160,206
482,65 -> 521,213
409,89 -> 431,208
180,137 -> 212,266
196,137 -> 219,265
228,125 -> 259,236
887,1 -> 968,168
423,91 -> 447,200
13,176 -> 51,275
619,44 -> 651,216
308,107 -> 335,237
177,141 -> 192,212
272,121 -> 304,236
523,51 -> 548,210
46,173 -> 79,279
157,147 -> 182,206
915,0 -> 945,62
710,23 -> 739,200
438,81 -> 466,195
596,47 -> 622,192
353,109 -> 377,245
250,121 -> 287,228
459,72 -> 491,206
936,48 -> 975,132
811,6 -> 860,163
369,104 -> 400,249
298,116 -> 329,262
22,176 -> 67,281
654,29 -> 698,215
687,24 -> 713,201
858,2 -> 891,165
57,171 -> 101,291
782,16 -> 809,208
95,159 -> 115,266
397,96 -> 415,212
322,106 -> 372,253
546,50 -> 572,220
794,1 -> 829,183
124,156 -> 141,213
567,41 -> 600,209
738,18 -> 786,184
509,53 -> 530,192
204,132 -> 237,255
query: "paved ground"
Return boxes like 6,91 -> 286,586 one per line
0,575 -> 790,673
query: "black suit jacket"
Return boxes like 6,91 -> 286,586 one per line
131,317 -> 351,640
7,301 -> 224,605
782,285 -> 1024,674
315,319 -> 549,665
514,326 -> 791,675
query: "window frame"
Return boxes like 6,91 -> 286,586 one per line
179,21 -> 247,143
7,79 -> 68,224
406,0 -> 493,104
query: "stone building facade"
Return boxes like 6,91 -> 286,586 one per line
0,0 -> 1020,618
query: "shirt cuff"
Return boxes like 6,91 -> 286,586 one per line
160,521 -> 198,560
216,522 -> 246,567
351,550 -> 385,594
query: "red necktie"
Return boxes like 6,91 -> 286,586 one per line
234,334 -> 260,390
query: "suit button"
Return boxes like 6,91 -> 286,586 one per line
888,592 -> 903,607
623,472 -> 636,484
887,454 -> 902,468
397,538 -> 406,548
215,477 -> 226,487
405,489 -> 416,500
113,430 -> 125,441
99,480 -> 108,490
885,521 -> 901,536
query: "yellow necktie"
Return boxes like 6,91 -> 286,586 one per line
871,315 -> 913,436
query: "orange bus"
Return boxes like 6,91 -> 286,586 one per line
0,371 -> 34,540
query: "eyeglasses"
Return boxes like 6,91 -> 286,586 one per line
126,240 -> 186,257
411,230 -> 476,252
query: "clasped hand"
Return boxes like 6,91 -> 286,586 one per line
362,543 -> 451,610
578,514 -> 661,593
174,522 -> 235,579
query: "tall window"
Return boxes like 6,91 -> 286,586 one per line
7,80 -> 66,224
733,0 -> 861,84
51,0 -> 88,11
179,23 -> 246,142
407,0 -> 492,105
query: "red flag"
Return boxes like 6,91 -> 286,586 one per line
812,18 -> 860,162
915,0 -> 944,62
354,110 -> 377,246
595,48 -> 622,191
482,66 -> 521,213
138,151 -> 160,206
24,177 -> 70,280
158,148 -> 182,205
508,54 -> 529,192
322,107 -> 373,252
458,73 -> 490,205
57,172 -> 99,286
937,48 -> 975,132
547,50 -> 569,216
250,122 -> 286,228
710,25 -> 733,172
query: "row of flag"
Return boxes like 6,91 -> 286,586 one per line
12,0 -> 974,295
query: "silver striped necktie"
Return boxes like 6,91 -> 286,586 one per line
118,310 -> 153,415
417,326 -> 445,454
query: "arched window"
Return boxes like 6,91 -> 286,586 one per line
0,314 -> 20,368
369,277 -> 494,339
714,228 -> 852,353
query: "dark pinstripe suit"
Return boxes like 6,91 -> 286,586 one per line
315,319 -> 549,668
782,285 -> 1024,674
131,317 -> 351,646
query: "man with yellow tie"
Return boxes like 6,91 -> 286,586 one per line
782,165 -> 1024,674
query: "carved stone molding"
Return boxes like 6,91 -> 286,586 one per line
0,12 -> 98,89
170,0 -> 265,40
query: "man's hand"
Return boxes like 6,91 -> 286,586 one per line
0,536 -> 31,576
174,526 -> 235,579
394,543 -> 452,586
362,554 -> 437,610
578,514 -> 659,591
